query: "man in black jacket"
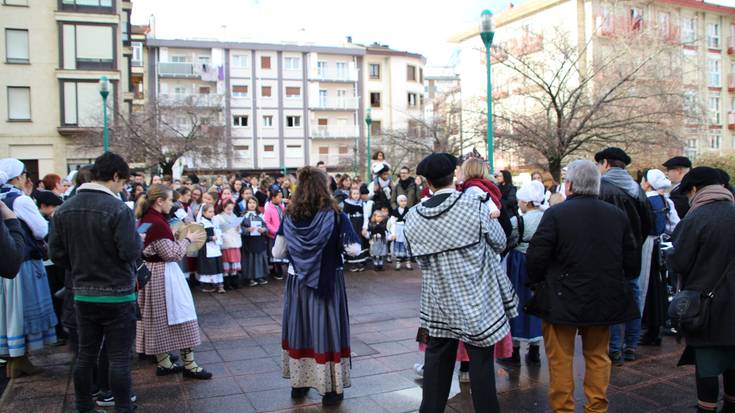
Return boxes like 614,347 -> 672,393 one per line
527,160 -> 639,413
0,199 -> 24,278
594,147 -> 651,365
663,156 -> 692,219
50,152 -> 141,413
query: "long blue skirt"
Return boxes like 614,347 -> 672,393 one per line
281,269 -> 351,395
0,260 -> 57,357
506,250 -> 542,342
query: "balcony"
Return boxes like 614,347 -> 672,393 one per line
309,97 -> 359,110
310,125 -> 359,139
158,94 -> 224,107
59,0 -> 115,13
158,62 -> 219,81
310,69 -> 357,83
729,112 -> 735,130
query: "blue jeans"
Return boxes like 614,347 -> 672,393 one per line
609,277 -> 642,354
74,301 -> 136,413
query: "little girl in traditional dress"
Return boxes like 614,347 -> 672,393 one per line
196,204 -> 225,293
368,210 -> 388,271
388,194 -> 411,270
342,188 -> 370,272
241,197 -> 269,287
214,200 -> 242,290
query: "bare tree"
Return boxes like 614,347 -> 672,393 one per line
467,13 -> 705,180
73,95 -> 226,176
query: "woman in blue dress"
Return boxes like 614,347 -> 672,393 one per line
272,166 -> 361,407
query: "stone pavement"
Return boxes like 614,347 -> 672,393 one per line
0,268 -> 699,413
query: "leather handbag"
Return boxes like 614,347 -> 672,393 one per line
668,255 -> 735,334
135,258 -> 152,291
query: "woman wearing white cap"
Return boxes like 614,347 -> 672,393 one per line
638,169 -> 679,346
499,180 -> 546,366
0,158 -> 58,377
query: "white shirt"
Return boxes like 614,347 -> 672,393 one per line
13,194 -> 48,240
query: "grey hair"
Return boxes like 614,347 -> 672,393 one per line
566,160 -> 600,196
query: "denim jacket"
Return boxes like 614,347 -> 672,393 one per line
49,183 -> 142,297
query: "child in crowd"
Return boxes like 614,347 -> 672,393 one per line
241,197 -> 270,286
214,200 -> 242,290
548,192 -> 565,207
215,187 -> 234,214
343,188 -> 370,272
196,204 -> 225,293
388,194 -> 411,270
500,180 -> 546,365
186,190 -> 217,285
368,210 -> 388,271
264,186 -> 287,280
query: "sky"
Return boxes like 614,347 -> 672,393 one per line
131,0 -> 515,68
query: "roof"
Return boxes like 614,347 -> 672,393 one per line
361,43 -> 427,64
131,25 -> 150,35
449,0 -> 735,43
146,38 -> 366,56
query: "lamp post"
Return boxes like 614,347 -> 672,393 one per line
99,76 -> 110,153
480,10 -> 495,173
365,108 -> 372,181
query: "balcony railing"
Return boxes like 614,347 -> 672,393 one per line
309,97 -> 359,110
158,62 -> 219,80
310,125 -> 359,138
311,69 -> 358,82
158,94 -> 224,107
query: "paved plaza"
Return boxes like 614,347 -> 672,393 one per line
0,268 -> 699,413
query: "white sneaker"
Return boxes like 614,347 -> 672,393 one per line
413,363 -> 424,378
458,371 -> 470,383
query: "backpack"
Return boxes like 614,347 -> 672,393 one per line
3,192 -> 48,260
503,213 -> 525,255
648,195 -> 668,236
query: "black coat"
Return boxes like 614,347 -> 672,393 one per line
671,200 -> 735,347
599,180 -> 651,248
0,218 -> 24,278
499,184 -> 517,214
526,195 -> 640,326
669,184 -> 690,219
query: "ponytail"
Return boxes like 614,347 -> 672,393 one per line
135,184 -> 171,219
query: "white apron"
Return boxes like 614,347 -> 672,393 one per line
164,262 -> 197,325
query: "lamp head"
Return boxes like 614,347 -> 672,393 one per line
480,10 -> 495,34
365,108 -> 372,125
99,76 -> 110,98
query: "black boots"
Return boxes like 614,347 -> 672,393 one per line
526,344 -> 541,365
498,346 -> 521,366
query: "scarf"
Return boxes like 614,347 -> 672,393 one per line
460,178 -> 502,209
375,176 -> 392,190
139,208 -> 175,249
344,198 -> 363,207
283,210 -> 336,298
602,168 -> 640,199
0,184 -> 22,201
398,177 -> 414,191
688,185 -> 735,214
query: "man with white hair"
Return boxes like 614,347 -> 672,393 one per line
526,160 -> 640,413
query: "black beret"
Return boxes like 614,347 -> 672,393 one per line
594,147 -> 631,165
716,169 -> 731,186
679,166 -> 721,193
35,190 -> 63,207
359,183 -> 370,195
416,153 -> 458,181
662,156 -> 692,169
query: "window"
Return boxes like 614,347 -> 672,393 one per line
319,90 -> 327,106
286,145 -> 301,157
709,58 -> 721,87
338,145 -> 349,155
3,0 -> 29,5
369,63 -> 381,80
420,94 -> 425,109
687,138 -> 697,149
234,145 -> 250,161
63,24 -> 114,70
263,144 -> 275,158
232,54 -> 248,68
232,85 -> 248,97
682,17 -> 696,43
658,12 -> 671,37
709,133 -> 721,149
598,3 -> 613,34
62,81 -> 112,127
199,86 -> 210,94
684,91 -> 698,115
318,147 -> 329,155
630,8 -> 643,31
407,92 -> 417,107
131,41 -> 143,66
285,86 -> 301,98
709,94 -> 721,124
336,62 -> 347,79
317,61 -> 327,76
286,116 -> 301,128
197,55 -> 210,65
61,0 -> 112,7
284,57 -> 300,70
261,86 -> 272,97
170,55 -> 187,63
370,92 -> 381,108
5,29 -> 29,64
233,115 -> 248,127
317,118 -> 328,126
407,65 -> 417,81
260,55 -> 271,69
708,23 -> 721,49
263,115 -> 273,127
419,68 -> 424,83
7,86 -> 30,120
173,86 -> 187,96
371,120 -> 381,136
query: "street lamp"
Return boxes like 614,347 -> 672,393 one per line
365,108 -> 372,181
480,9 -> 495,173
99,76 -> 110,153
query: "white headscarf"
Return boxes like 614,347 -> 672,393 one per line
517,181 -> 546,205
0,158 -> 25,181
0,170 -> 7,186
646,169 -> 671,190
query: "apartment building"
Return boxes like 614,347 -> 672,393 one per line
360,43 -> 427,149
130,24 -> 148,112
450,0 -> 735,167
145,39 -> 365,172
0,0 -> 132,180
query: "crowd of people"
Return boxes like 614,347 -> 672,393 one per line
0,145 -> 733,413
